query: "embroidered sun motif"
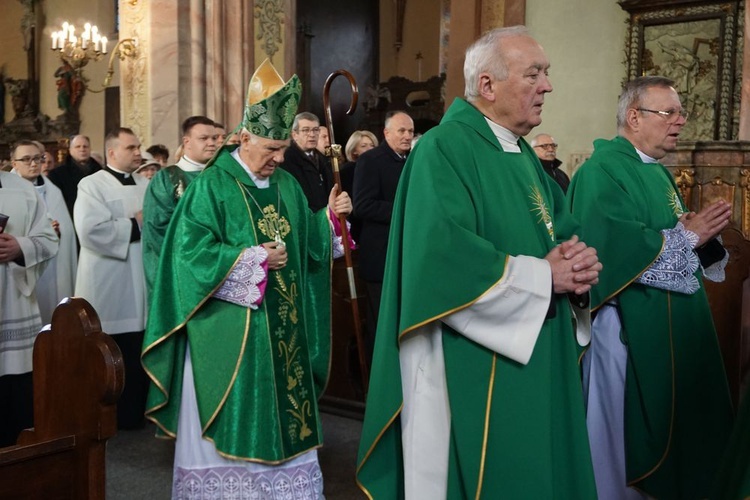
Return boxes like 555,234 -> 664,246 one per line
257,204 -> 291,241
667,189 -> 684,217
529,185 -> 555,241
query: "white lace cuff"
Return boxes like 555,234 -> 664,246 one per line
213,246 -> 268,309
703,235 -> 728,283
332,234 -> 345,259
636,222 -> 700,294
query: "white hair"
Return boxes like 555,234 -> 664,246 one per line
530,133 -> 553,148
464,25 -> 530,101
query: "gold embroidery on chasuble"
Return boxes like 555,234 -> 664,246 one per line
667,189 -> 684,217
273,271 -> 313,442
529,185 -> 555,241
257,204 -> 291,242
237,181 -> 315,446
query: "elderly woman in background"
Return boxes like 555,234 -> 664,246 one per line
340,130 -> 378,242
340,130 -> 378,197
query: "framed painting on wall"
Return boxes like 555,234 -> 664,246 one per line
621,0 -> 743,141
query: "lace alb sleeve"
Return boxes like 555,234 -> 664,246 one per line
635,222 -> 700,294
702,236 -> 728,283
213,246 -> 269,309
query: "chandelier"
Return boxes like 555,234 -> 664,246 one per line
50,21 -> 138,92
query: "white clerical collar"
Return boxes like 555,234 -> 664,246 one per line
231,148 -> 270,188
107,164 -> 132,178
484,118 -> 521,153
634,148 -> 658,164
177,154 -> 207,172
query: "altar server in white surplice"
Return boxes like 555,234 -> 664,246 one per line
74,127 -> 149,430
0,169 -> 58,446
11,140 -> 77,324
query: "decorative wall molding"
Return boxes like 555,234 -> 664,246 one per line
254,0 -> 284,61
119,0 -> 149,141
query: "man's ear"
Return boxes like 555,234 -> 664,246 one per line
626,107 -> 641,131
478,73 -> 495,102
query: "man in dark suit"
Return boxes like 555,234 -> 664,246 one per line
48,134 -> 103,217
280,112 -> 333,211
353,110 -> 414,361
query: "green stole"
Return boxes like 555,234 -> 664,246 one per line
357,98 -> 596,499
142,148 -> 332,463
568,136 -> 733,498
142,164 -> 201,298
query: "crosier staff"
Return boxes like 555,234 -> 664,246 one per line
322,70 -> 369,393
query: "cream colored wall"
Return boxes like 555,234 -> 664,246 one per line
1,2 -> 26,124
41,1 -> 118,154
380,0 -> 442,82
526,0 -> 628,176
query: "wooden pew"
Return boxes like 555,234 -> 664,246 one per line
0,297 -> 124,499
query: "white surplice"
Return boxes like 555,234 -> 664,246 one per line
12,171 -> 78,324
0,171 -> 58,376
73,170 -> 148,334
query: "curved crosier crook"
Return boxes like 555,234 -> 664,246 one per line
322,69 -> 358,146
321,69 -> 370,393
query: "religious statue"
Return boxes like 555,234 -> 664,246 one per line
54,63 -> 84,115
5,77 -> 31,120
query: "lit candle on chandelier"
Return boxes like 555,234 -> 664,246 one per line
51,32 -> 58,50
101,36 -> 108,54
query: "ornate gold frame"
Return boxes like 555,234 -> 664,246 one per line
622,1 -> 743,140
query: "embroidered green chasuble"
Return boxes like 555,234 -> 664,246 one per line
142,165 -> 201,298
356,98 -> 596,499
567,136 -> 733,498
142,147 -> 332,462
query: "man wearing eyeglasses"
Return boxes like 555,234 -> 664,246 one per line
280,112 -> 333,211
10,140 -> 77,326
531,133 -> 570,193
568,76 -> 733,499
0,161 -> 58,447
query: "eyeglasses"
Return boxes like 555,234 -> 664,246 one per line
534,143 -> 558,150
637,108 -> 689,123
297,127 -> 320,135
13,155 -> 43,165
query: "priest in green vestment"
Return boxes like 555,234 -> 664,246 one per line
141,60 -> 352,499
356,27 -> 601,499
568,76 -> 733,499
141,115 -> 218,298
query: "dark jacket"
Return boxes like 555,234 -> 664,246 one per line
352,141 -> 406,282
280,142 -> 333,212
47,155 -> 102,217
540,158 -> 570,193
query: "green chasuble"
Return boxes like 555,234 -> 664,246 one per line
567,136 -> 733,498
356,98 -> 596,499
142,163 -> 201,298
141,147 -> 333,462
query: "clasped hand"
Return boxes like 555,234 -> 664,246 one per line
544,235 -> 602,296
0,233 -> 22,263
262,241 -> 288,270
680,200 -> 731,247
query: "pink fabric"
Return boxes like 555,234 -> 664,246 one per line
328,207 -> 356,249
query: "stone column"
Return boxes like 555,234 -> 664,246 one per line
119,0 -> 259,150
